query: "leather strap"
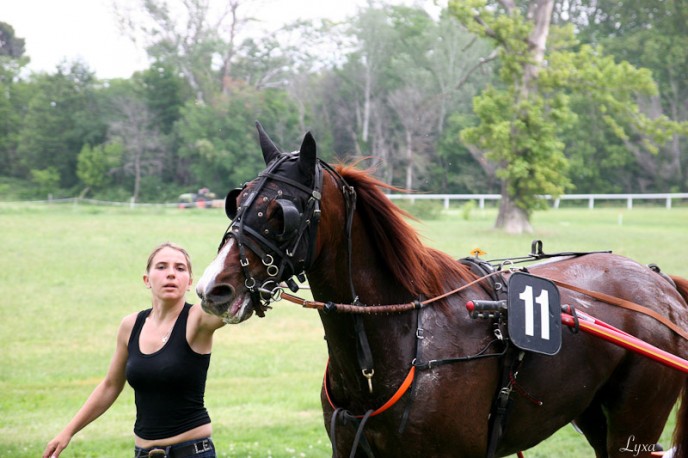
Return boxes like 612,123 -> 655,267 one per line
323,361 -> 416,419
550,278 -> 688,341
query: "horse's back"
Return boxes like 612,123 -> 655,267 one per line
495,253 -> 688,457
529,252 -> 688,344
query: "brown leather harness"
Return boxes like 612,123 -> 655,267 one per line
273,245 -> 688,458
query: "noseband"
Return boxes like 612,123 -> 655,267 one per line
219,154 -> 356,316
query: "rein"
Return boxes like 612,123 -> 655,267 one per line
268,261 -> 688,341
549,278 -> 688,341
269,270 -> 505,314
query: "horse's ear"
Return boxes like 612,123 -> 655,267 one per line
298,131 -> 317,177
256,121 -> 281,165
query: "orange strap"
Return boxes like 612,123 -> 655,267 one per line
324,361 -> 416,419
550,278 -> 688,341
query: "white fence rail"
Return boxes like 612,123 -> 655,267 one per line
3,193 -> 688,210
387,193 -> 688,210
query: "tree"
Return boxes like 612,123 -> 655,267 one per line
30,167 -> 60,198
450,0 -> 687,234
175,86 -> 301,193
0,23 -> 30,178
314,4 -> 493,189
452,0 -> 564,234
76,142 -> 123,196
16,62 -> 106,189
435,112 -> 498,194
0,22 -> 25,58
140,62 -> 188,134
116,0 -> 260,103
564,0 -> 688,191
108,96 -> 164,201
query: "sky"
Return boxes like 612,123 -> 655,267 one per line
4,0 -> 441,80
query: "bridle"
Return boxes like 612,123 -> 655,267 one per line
219,153 -> 357,317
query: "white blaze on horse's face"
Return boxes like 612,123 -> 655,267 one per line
196,239 -> 232,295
196,238 -> 253,324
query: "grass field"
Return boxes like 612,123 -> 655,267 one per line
1,202 -> 687,457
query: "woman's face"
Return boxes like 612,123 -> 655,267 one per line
144,247 -> 193,302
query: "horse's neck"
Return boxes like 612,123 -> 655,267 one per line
308,240 -> 411,306
307,221 -> 419,402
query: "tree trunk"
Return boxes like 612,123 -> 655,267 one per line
133,152 -> 141,203
404,129 -> 413,190
220,1 -> 240,96
522,0 -> 554,90
495,183 -> 533,234
495,0 -> 553,234
362,64 -> 372,143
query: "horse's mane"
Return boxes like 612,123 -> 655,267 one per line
335,164 -> 476,301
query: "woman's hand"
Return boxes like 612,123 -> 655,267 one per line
43,431 -> 72,458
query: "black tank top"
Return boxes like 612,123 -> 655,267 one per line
126,303 -> 211,440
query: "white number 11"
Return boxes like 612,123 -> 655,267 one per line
518,286 -> 550,340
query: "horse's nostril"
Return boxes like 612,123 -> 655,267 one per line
207,283 -> 235,303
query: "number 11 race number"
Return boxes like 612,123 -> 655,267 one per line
507,272 -> 562,355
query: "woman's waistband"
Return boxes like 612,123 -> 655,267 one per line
134,437 -> 214,458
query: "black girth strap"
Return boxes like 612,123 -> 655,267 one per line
398,307 -> 424,434
330,408 -> 376,458
486,348 -> 521,458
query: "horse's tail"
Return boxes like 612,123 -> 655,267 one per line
670,275 -> 688,458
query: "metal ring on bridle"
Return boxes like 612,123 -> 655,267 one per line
258,281 -> 283,302
269,287 -> 283,302
262,255 -> 279,277
266,264 -> 279,277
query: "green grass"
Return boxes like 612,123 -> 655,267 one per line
1,203 -> 687,457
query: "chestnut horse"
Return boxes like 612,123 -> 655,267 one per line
196,124 -> 688,458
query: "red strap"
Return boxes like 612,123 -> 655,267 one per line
324,361 -> 416,419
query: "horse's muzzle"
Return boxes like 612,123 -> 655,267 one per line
198,282 -> 254,324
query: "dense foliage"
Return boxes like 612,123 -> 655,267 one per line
0,1 -> 686,214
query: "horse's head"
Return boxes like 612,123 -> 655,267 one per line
196,122 -> 329,323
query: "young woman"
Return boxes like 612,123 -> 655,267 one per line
43,242 -> 225,458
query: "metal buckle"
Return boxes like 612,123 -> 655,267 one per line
362,369 -> 375,394
193,439 -> 212,453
